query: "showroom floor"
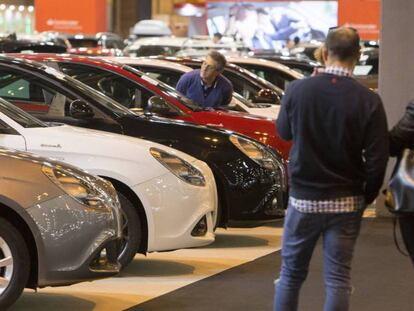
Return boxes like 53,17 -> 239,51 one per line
10,221 -> 284,311
10,211 -> 414,311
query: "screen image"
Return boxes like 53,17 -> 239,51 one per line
207,1 -> 338,49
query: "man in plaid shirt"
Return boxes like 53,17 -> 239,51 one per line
274,27 -> 389,311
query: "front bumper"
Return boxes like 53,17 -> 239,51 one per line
134,159 -> 217,252
26,194 -> 122,287
219,150 -> 287,225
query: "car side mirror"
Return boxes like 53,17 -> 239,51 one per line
253,89 -> 281,105
145,96 -> 179,117
69,99 -> 94,119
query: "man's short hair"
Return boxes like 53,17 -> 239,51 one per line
325,27 -> 360,62
207,50 -> 227,72
213,32 -> 222,39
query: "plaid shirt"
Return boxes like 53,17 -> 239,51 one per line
289,196 -> 365,213
290,65 -> 362,213
318,66 -> 353,77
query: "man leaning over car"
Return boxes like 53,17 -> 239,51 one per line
176,50 -> 233,109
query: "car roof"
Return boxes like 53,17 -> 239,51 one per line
127,36 -> 187,50
226,56 -> 304,79
103,57 -> 193,72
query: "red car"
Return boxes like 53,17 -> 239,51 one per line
11,54 -> 291,159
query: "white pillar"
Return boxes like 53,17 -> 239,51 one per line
377,0 -> 414,216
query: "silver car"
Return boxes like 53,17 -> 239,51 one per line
0,148 -> 122,310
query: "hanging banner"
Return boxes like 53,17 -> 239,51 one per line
35,0 -> 107,34
338,0 -> 380,40
206,0 -> 380,42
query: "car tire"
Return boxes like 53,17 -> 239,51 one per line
116,191 -> 142,268
214,200 -> 222,231
0,218 -> 30,310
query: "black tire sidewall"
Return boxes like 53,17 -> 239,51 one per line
116,191 -> 142,268
0,218 -> 30,310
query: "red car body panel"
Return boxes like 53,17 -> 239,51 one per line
10,53 -> 292,159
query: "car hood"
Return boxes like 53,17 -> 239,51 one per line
0,148 -> 72,207
20,124 -> 201,183
181,109 -> 291,159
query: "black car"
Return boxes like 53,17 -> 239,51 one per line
0,56 -> 287,230
354,47 -> 379,90
251,53 -> 321,77
226,57 -> 304,91
0,37 -> 67,53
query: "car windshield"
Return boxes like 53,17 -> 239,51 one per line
0,98 -> 47,128
124,65 -> 203,111
231,92 -> 257,108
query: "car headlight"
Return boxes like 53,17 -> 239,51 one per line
230,135 -> 287,190
150,148 -> 206,187
230,135 -> 280,171
42,164 -> 118,210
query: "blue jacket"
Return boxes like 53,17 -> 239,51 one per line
176,70 -> 233,108
277,73 -> 389,204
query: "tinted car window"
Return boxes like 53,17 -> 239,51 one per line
222,69 -> 259,102
0,68 -> 108,123
68,38 -> 98,48
131,66 -> 183,88
240,64 -> 294,90
0,99 -> 47,128
59,63 -> 184,115
0,119 -> 18,133
132,46 -> 181,57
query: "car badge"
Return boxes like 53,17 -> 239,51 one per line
40,143 -> 62,148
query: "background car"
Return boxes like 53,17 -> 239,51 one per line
66,33 -> 124,56
0,34 -> 67,54
0,148 -> 121,309
0,55 -> 287,228
0,97 -> 217,267
226,56 -> 304,91
124,35 -> 248,57
250,52 -> 321,76
353,47 -> 379,90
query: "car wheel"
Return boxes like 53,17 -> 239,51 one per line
0,218 -> 30,310
116,191 -> 142,268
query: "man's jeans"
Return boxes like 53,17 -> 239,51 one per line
274,205 -> 363,311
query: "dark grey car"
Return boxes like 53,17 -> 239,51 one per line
0,149 -> 122,309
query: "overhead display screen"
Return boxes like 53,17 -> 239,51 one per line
207,1 -> 338,49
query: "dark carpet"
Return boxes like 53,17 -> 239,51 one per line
126,218 -> 414,311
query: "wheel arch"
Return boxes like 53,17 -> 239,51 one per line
99,176 -> 149,254
0,199 -> 38,289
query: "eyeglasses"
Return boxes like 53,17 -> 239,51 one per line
201,61 -> 217,72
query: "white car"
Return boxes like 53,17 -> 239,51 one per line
226,56 -> 304,91
125,36 -> 247,57
0,97 -> 217,267
103,57 -> 279,119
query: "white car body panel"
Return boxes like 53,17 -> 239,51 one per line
125,36 -> 246,57
226,56 -> 305,80
0,112 -> 217,251
104,57 -> 279,119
